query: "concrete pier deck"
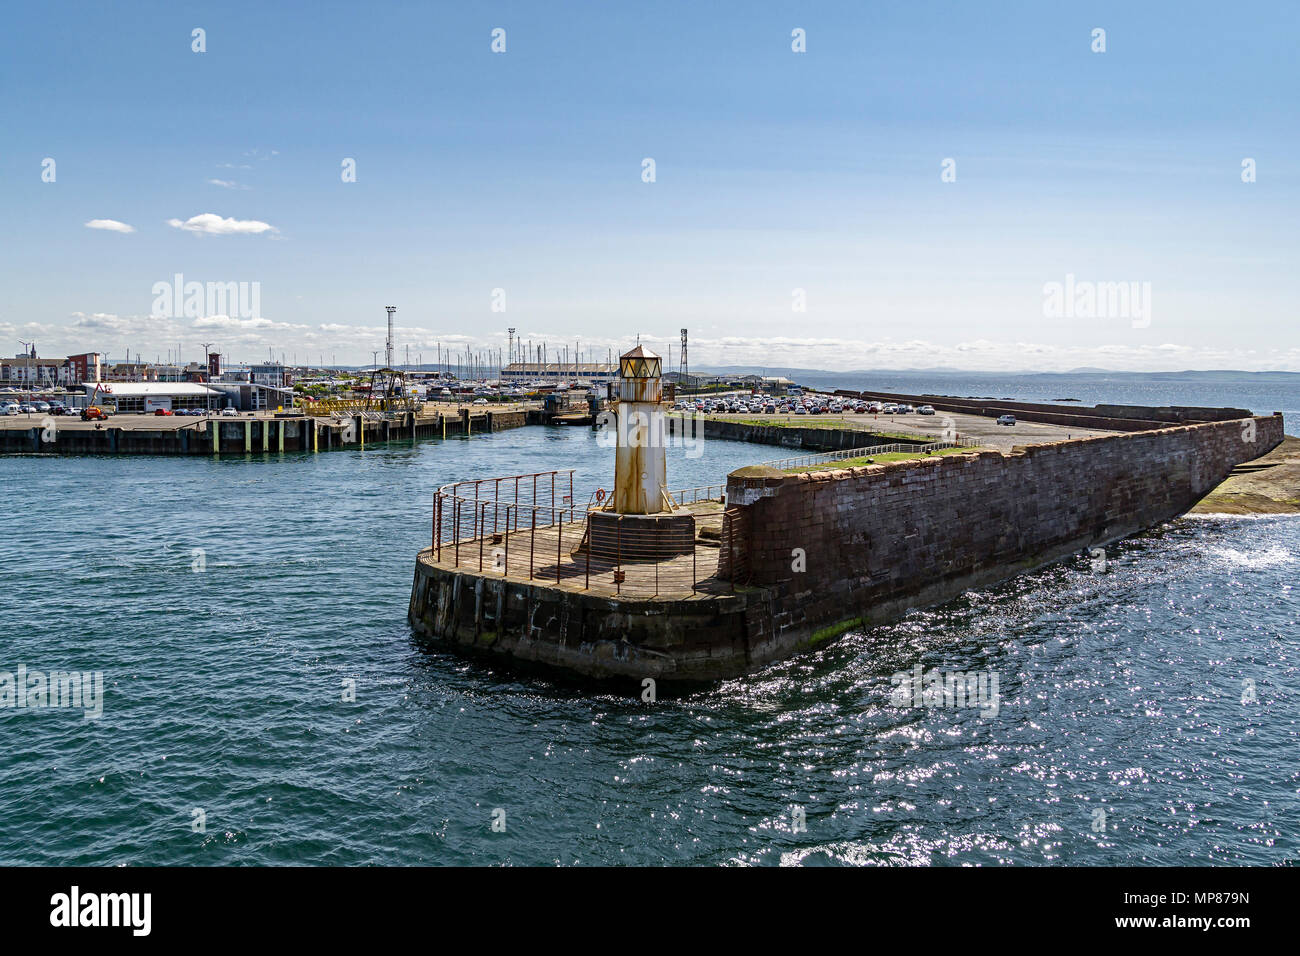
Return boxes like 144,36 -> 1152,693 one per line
417,500 -> 730,599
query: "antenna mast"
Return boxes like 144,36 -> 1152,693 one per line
384,306 -> 396,369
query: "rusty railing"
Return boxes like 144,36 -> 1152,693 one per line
431,471 -> 731,596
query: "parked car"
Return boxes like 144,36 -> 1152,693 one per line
918,405 -> 936,415
220,407 -> 238,417
48,403 -> 68,415
153,408 -> 174,416
1,404 -> 18,416
997,414 -> 1016,426
472,398 -> 488,405
794,405 -> 807,415
32,401 -> 50,412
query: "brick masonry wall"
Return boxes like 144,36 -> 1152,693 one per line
729,415 -> 1284,657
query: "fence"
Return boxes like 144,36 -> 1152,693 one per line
761,439 -> 978,472
431,470 -> 729,596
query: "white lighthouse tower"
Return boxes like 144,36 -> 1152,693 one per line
613,345 -> 670,515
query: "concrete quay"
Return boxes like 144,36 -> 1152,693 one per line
0,404 -> 529,455
409,412 -> 1285,683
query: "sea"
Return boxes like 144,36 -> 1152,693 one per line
0,371 -> 1296,865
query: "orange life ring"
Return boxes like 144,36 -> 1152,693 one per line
595,488 -> 606,502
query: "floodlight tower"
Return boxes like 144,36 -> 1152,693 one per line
679,328 -> 688,392
385,306 -> 396,369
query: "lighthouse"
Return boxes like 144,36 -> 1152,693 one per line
585,343 -> 695,562
613,345 -> 670,514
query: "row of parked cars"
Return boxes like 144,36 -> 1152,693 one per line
149,407 -> 238,416
1,400 -> 75,416
675,395 -> 940,417
2,402 -> 244,418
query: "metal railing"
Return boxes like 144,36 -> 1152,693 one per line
761,439 -> 978,472
665,484 -> 726,508
430,470 -> 729,596
434,469 -> 577,571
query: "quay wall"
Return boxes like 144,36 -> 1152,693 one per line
831,388 -> 1253,432
0,408 -> 526,456
685,416 -> 900,452
409,414 -> 1284,682
722,415 -> 1285,667
408,561 -> 760,682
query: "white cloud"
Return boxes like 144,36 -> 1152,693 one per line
84,219 -> 135,233
10,313 -> 1300,373
166,213 -> 277,236
193,315 -> 306,332
206,179 -> 249,190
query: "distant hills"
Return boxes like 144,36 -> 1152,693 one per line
692,366 -> 1300,384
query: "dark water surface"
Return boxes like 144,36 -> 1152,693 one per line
1,424 -> 1296,865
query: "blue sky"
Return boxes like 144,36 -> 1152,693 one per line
2,1 -> 1297,370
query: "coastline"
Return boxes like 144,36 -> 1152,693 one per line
1192,434 -> 1300,515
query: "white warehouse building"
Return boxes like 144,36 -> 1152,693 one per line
82,381 -> 221,413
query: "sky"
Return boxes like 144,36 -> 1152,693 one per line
1,0 -> 1297,372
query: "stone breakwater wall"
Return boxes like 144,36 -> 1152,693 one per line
409,414 -> 1282,682
407,562 -> 762,682
720,415 -> 1284,668
688,416 -> 898,451
831,388 -> 1254,432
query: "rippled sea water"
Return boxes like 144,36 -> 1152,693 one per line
1,426 -> 1296,865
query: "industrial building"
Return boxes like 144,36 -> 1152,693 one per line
500,362 -> 616,386
82,381 -> 221,413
